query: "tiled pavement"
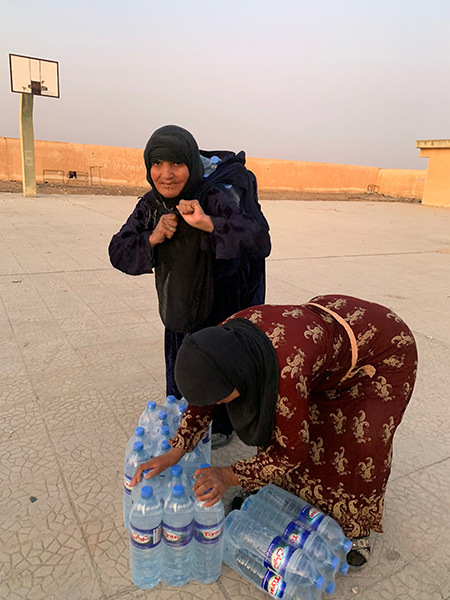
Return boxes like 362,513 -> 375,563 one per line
0,192 -> 449,600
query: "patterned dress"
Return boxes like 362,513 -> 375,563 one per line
170,295 -> 418,537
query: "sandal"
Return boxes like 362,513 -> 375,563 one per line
347,536 -> 371,567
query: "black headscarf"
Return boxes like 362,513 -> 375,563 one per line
143,125 -> 204,204
174,318 -> 279,447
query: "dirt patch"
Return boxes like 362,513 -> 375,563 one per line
0,180 -> 420,203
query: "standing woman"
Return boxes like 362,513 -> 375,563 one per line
109,125 -> 271,446
132,294 -> 418,566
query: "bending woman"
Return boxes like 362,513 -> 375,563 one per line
109,125 -> 271,446
131,294 -> 418,566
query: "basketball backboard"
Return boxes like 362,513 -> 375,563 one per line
9,54 -> 59,98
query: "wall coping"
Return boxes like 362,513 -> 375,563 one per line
416,139 -> 450,149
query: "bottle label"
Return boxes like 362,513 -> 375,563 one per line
163,521 -> 194,547
123,473 -> 133,495
202,424 -> 212,444
194,518 -> 224,544
282,521 -> 310,548
264,536 -> 297,577
297,506 -> 325,531
130,523 -> 162,549
261,569 -> 287,598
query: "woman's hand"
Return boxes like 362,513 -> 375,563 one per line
193,465 -> 240,507
130,447 -> 186,487
149,213 -> 178,247
177,200 -> 214,232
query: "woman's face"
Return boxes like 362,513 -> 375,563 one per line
150,160 -> 189,198
216,388 -> 240,405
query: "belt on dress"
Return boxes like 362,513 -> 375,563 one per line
305,302 -> 376,383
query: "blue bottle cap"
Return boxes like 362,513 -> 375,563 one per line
141,486 -> 153,498
133,441 -> 144,452
326,582 -> 336,595
173,484 -> 184,496
171,465 -> 182,476
161,425 -> 170,435
179,405 -> 187,414
316,576 -> 325,590
166,395 -> 177,404
200,463 -> 210,469
340,563 -> 349,575
147,400 -> 156,409
158,410 -> 167,419
161,440 -> 171,451
211,155 -> 220,164
344,539 -> 352,553
142,469 -> 151,476
331,557 -> 339,571
135,426 -> 145,436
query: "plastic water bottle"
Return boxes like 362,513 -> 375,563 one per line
123,441 -> 150,531
170,404 -> 187,432
139,401 -> 159,434
162,484 -> 194,586
179,442 -> 204,493
132,469 -> 164,510
129,486 -> 162,589
200,422 -> 212,464
200,154 -> 221,177
224,510 -> 325,592
167,464 -> 190,497
125,427 -> 152,466
163,395 -> 179,426
216,183 -> 243,205
223,545 -> 322,600
152,424 -> 171,456
193,463 -> 225,583
257,484 -> 352,560
241,496 -> 340,592
177,396 -> 188,407
154,439 -> 172,497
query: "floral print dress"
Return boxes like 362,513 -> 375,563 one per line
170,294 -> 418,537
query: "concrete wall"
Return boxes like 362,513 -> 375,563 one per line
0,137 -> 426,200
419,148 -> 450,208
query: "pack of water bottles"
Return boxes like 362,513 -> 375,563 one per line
223,484 -> 352,600
123,395 -> 222,589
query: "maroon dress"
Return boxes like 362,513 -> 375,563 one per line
170,295 -> 418,537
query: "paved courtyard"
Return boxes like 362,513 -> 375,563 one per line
0,191 -> 449,600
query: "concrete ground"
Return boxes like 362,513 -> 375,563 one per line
0,191 -> 449,600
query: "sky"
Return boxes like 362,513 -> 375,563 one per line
1,0 -> 450,170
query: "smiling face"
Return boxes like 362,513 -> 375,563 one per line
150,160 -> 190,199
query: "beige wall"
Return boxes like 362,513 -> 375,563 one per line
1,137 -> 426,200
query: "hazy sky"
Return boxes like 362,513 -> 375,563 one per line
1,0 -> 449,169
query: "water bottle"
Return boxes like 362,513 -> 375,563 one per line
162,484 -> 194,587
179,442 -> 204,494
123,441 -> 150,532
170,404 -> 187,433
200,154 -> 221,177
223,545 -> 322,600
163,395 -> 179,426
216,183 -> 243,206
125,427 -> 152,467
167,464 -> 191,498
241,496 -> 340,592
129,486 -> 162,589
154,439 -> 172,498
152,423 -> 171,456
177,396 -> 188,407
139,401 -> 159,434
224,510 -> 325,592
193,463 -> 225,584
132,469 -> 164,510
257,485 -> 352,561
200,422 -> 212,464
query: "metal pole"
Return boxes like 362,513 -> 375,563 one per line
19,93 -> 37,197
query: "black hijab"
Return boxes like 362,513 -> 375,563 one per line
143,125 -> 204,205
174,318 -> 279,447
143,125 -> 213,332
